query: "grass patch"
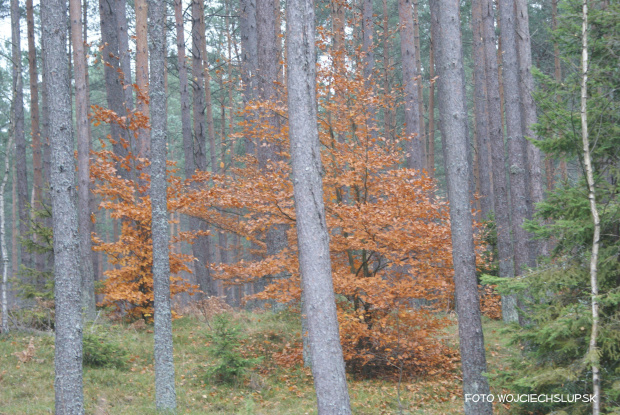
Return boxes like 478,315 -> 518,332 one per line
0,310 -> 518,414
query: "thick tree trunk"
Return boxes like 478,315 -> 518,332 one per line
399,0 -> 423,170
12,0 -> 31,271
136,0 -> 150,159
498,0 -> 531,289
481,0 -> 517,322
42,0 -> 84,412
431,1 -> 493,414
190,0 -> 215,298
287,1 -> 352,412
149,0 -> 177,408
471,0 -> 493,219
515,0 -> 546,261
70,0 -> 96,320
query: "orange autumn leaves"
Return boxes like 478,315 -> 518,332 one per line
89,32 -> 497,377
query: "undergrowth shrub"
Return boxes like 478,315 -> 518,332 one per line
204,314 -> 261,385
82,331 -> 128,369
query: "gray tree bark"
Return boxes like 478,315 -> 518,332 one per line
287,1 -> 352,412
431,1 -> 493,414
116,0 -> 134,110
27,0 -> 45,275
398,0 -> 424,170
361,0 -> 377,139
191,0 -> 215,297
515,0 -> 547,261
498,0 -> 531,288
136,0 -> 151,159
149,0 -> 177,409
99,0 -> 131,179
471,0 -> 493,219
240,0 -> 258,157
257,0 -> 288,284
42,0 -> 84,412
481,0 -> 517,322
11,0 -> 31,271
70,0 -> 96,320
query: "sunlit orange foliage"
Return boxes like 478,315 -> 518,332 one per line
177,32 -> 488,377
90,105 -> 197,321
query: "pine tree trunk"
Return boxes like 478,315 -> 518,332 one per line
27,0 -> 46,276
12,0 -> 31,271
135,0 -> 150,159
361,0 -> 378,139
382,0 -> 392,142
413,0 -> 426,168
240,0 -> 258,158
70,0 -> 96,320
431,1 -> 493,413
399,0 -> 423,170
42,0 -> 84,411
257,0 -> 288,281
175,0 -> 193,182
515,0 -> 546,260
553,0 -> 567,183
149,0 -> 177,408
116,0 -> 134,110
498,0 -> 531,291
481,0 -> 517,322
471,0 -> 493,219
99,0 -> 131,179
427,29 -> 435,177
84,0 -> 99,286
287,1 -> 352,412
191,0 -> 215,297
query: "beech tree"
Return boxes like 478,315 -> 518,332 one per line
42,0 -> 84,411
286,0 -> 352,412
430,0 -> 492,413
149,0 -> 177,409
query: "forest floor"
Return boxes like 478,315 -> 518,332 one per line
0,308 -> 517,414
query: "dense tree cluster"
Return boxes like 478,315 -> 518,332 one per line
0,0 -> 616,413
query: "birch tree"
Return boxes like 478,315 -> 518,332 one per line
580,1 -> 600,412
